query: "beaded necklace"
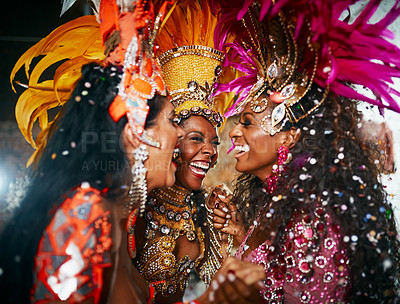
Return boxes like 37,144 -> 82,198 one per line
145,184 -> 199,241
132,184 -> 205,297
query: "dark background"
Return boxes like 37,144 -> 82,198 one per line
0,0 -> 89,121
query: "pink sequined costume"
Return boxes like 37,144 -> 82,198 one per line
236,205 -> 350,303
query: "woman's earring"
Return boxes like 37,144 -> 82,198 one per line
265,146 -> 289,193
126,144 -> 149,216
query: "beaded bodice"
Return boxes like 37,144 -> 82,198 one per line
236,205 -> 350,304
131,184 -> 205,297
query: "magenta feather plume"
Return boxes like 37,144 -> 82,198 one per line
214,0 -> 400,117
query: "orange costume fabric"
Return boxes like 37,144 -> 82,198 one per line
31,185 -> 112,303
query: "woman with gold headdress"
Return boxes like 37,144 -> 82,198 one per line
210,0 -> 400,303
128,0 -> 246,303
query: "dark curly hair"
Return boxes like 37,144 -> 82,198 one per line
232,88 -> 400,302
0,63 -> 168,303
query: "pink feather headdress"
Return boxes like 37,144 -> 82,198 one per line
214,0 -> 400,121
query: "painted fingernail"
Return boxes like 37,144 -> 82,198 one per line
209,291 -> 215,302
227,272 -> 236,282
226,214 -> 232,219
215,202 -> 219,209
222,207 -> 228,213
224,223 -> 229,227
217,274 -> 225,283
256,281 -> 266,289
211,280 -> 219,290
218,194 -> 226,200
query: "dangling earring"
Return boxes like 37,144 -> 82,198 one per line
126,144 -> 149,216
265,146 -> 289,193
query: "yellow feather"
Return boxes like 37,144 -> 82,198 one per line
11,15 -> 104,165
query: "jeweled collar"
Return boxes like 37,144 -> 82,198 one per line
152,184 -> 192,208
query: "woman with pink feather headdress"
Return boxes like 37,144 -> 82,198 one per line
209,0 -> 400,302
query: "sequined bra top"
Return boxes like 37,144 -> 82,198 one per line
236,204 -> 351,304
129,184 -> 205,297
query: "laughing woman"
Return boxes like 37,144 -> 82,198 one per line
211,0 -> 400,303
128,1 -> 241,303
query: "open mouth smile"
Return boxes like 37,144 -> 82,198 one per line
189,161 -> 210,178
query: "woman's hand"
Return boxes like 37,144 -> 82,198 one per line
197,257 -> 265,304
208,188 -> 246,244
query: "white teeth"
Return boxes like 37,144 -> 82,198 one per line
189,161 -> 210,170
234,145 -> 250,153
190,166 -> 206,176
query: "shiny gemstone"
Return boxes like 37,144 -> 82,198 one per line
271,104 -> 285,126
202,108 -> 212,116
263,291 -> 272,299
188,81 -> 198,92
174,213 -> 182,222
334,253 -> 346,266
300,291 -> 310,303
215,65 -> 223,76
316,222 -> 325,232
166,210 -> 175,220
145,210 -> 153,220
148,197 -> 157,206
158,204 -> 166,214
190,106 -> 200,113
264,278 -> 273,287
180,109 -> 190,117
213,113 -> 221,122
299,260 -> 311,273
286,272 -> 294,282
267,62 -> 278,79
150,220 -> 159,230
166,284 -> 176,294
285,255 -> 295,267
160,225 -> 170,234
182,211 -> 190,219
304,228 -> 313,238
184,194 -> 191,203
281,83 -> 296,98
315,256 -> 326,268
323,272 -> 334,283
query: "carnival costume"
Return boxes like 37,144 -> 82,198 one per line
128,0 -> 233,298
214,0 -> 400,303
11,0 -> 171,302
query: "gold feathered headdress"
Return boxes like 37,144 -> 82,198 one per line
153,0 -> 232,127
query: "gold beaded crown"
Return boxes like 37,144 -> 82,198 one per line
154,0 -> 226,127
